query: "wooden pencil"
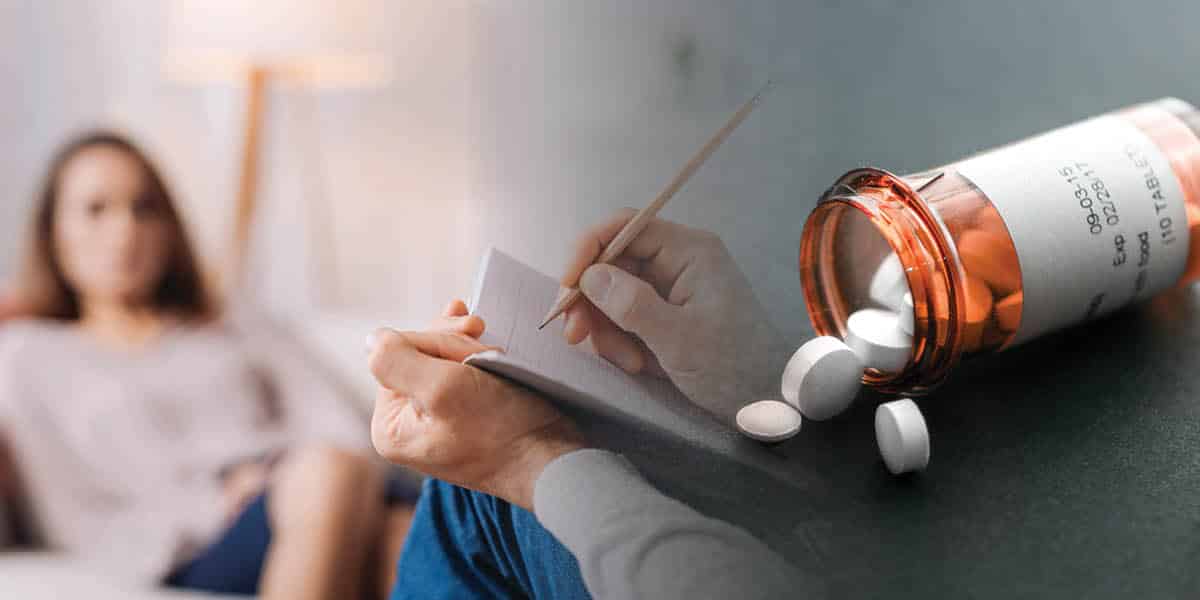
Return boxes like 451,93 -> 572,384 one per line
537,80 -> 773,329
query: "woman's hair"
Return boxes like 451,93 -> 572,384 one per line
16,131 -> 215,321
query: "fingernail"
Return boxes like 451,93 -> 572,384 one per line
580,266 -> 612,302
364,331 -> 379,354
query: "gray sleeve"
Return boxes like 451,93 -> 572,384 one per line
533,448 -> 804,600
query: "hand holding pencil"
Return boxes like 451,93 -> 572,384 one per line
553,209 -> 790,423
538,80 -> 773,330
544,82 -> 787,422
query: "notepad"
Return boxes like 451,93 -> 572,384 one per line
464,248 -> 791,468
463,249 -> 825,558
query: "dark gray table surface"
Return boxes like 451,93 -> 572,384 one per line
583,285 -> 1200,599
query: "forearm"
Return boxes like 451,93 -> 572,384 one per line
533,449 -> 807,600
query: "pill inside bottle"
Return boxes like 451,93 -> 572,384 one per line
800,97 -> 1200,395
844,308 -> 911,373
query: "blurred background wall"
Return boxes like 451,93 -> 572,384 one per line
4,0 -> 1200,336
0,0 -> 477,322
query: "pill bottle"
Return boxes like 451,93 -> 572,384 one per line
799,98 -> 1200,394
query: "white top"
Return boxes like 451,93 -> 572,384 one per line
0,317 -> 369,583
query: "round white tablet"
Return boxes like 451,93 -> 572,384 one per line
898,292 -> 915,336
736,400 -> 802,443
874,399 -> 930,475
781,336 -> 864,420
868,253 -> 909,311
845,308 -> 913,373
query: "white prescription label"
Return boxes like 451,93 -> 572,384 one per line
955,113 -> 1189,345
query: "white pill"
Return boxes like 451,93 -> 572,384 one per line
898,292 -> 915,336
845,308 -> 913,373
868,253 -> 908,311
874,399 -> 930,475
781,336 -> 863,420
735,400 -> 802,443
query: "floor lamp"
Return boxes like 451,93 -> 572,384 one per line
163,0 -> 391,300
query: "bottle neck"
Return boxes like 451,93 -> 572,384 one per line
800,168 -> 968,394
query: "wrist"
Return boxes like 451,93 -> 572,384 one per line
497,424 -> 586,511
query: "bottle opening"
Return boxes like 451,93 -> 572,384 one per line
800,168 -> 969,394
801,99 -> 1200,396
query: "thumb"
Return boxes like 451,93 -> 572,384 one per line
579,264 -> 678,338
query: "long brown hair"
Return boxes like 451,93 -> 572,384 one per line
17,131 -> 214,321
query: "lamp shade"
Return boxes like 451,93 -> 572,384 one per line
163,0 -> 394,88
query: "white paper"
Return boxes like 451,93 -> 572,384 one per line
464,248 -> 785,468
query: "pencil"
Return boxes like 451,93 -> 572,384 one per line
537,80 -> 773,330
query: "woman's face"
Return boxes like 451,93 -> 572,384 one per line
53,146 -> 173,307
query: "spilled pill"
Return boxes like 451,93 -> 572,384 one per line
845,308 -> 913,373
781,336 -> 863,420
736,400 -> 803,443
874,399 -> 930,475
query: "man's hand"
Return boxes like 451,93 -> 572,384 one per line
560,209 -> 789,423
368,300 -> 585,510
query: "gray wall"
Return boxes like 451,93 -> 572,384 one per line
466,0 -> 1200,339
5,1 -> 1199,330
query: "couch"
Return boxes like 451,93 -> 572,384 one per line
0,309 -> 393,599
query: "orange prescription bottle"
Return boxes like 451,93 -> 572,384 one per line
800,98 -> 1200,395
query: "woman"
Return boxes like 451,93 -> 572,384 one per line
0,132 -> 415,599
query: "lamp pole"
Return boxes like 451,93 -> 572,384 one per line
228,65 -> 267,291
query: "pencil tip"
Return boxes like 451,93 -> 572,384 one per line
537,307 -> 559,330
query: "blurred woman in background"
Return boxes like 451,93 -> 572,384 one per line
0,132 -> 415,599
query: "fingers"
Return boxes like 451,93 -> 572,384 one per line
437,299 -> 482,334
578,264 -> 680,338
561,208 -> 637,287
562,303 -> 591,345
561,256 -> 640,346
368,329 -> 492,394
561,207 -> 717,282
586,307 -> 650,374
442,299 -> 469,317
428,313 -> 486,338
429,299 -> 484,337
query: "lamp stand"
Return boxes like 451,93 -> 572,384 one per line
228,66 -> 267,292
